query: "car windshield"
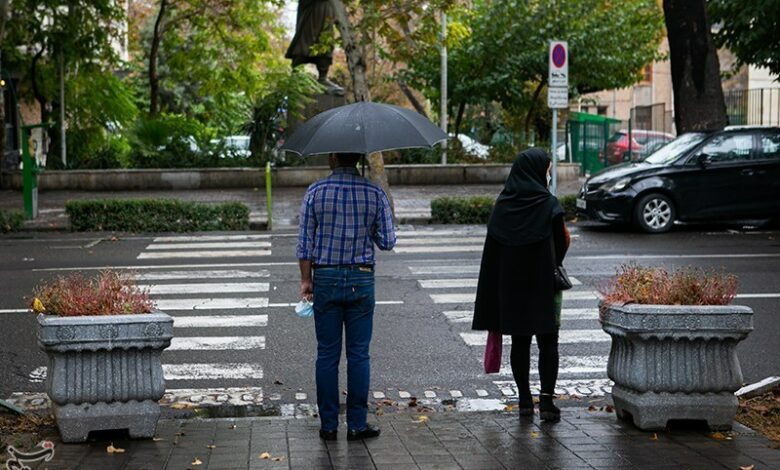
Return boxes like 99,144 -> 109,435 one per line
643,132 -> 706,165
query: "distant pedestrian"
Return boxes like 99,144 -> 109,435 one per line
472,148 -> 569,422
296,153 -> 396,441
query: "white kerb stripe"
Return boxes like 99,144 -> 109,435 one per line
397,237 -> 485,246
140,282 -> 269,295
444,308 -> 597,322
162,363 -> 264,380
30,364 -> 265,381
394,245 -> 483,254
460,329 -> 609,345
168,336 -> 265,351
154,235 -> 271,242
138,250 -> 272,259
146,242 -> 271,250
155,297 -> 269,310
173,315 -> 268,328
134,270 -> 270,281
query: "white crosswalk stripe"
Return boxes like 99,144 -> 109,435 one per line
134,270 -> 270,281
430,291 -> 597,304
154,235 -> 271,242
169,336 -> 266,351
138,234 -> 273,260
139,282 -> 269,295
156,297 -> 270,310
173,315 -> 268,328
146,242 -> 272,250
139,250 -> 272,259
460,330 -> 609,345
30,364 -> 265,382
444,308 -> 598,323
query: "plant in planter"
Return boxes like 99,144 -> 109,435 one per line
33,271 -> 172,443
599,265 -> 752,431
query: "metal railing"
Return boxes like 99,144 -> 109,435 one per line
724,88 -> 780,126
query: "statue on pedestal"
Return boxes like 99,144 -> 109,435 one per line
286,0 -> 345,96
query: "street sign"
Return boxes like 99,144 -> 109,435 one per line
549,41 -> 568,87
547,87 -> 569,109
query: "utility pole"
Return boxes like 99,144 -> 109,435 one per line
440,10 -> 447,164
59,50 -> 66,167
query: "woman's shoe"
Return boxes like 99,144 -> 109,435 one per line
518,395 -> 534,417
539,394 -> 560,422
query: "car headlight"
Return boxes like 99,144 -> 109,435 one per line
601,177 -> 632,193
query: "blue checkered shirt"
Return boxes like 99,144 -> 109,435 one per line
296,167 -> 396,265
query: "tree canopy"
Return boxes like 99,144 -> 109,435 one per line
709,0 -> 780,77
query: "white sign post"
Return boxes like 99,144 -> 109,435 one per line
548,41 -> 568,195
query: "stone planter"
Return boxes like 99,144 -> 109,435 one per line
600,303 -> 753,431
37,312 -> 173,442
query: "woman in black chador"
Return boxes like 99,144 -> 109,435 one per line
472,148 -> 568,422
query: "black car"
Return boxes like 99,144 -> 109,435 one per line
576,126 -> 780,233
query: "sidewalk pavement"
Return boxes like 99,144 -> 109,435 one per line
0,179 -> 583,232
7,409 -> 778,470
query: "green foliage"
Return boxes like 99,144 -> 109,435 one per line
0,210 -> 24,233
709,0 -> 780,77
559,195 -> 577,220
126,114 -> 220,168
431,196 -> 494,224
66,199 -> 249,232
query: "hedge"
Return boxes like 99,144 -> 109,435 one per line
65,199 -> 250,232
431,195 -> 578,224
0,210 -> 25,233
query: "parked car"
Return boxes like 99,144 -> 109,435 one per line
211,135 -> 251,158
576,126 -> 780,233
450,133 -> 491,159
604,129 -> 675,165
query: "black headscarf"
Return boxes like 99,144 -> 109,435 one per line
487,148 -> 564,246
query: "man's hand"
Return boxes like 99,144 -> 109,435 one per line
300,279 -> 313,301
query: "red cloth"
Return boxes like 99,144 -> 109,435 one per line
483,331 -> 503,373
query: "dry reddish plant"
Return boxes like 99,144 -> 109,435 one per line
599,264 -> 738,306
32,270 -> 155,316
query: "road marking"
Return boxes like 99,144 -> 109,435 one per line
35,262 -> 297,272
394,245 -> 483,254
396,229 -> 487,237
169,336 -> 266,351
443,308 -> 599,323
295,393 -> 307,401
173,315 -> 268,328
424,391 -> 436,398
398,391 -> 411,399
573,253 -> 780,260
30,363 -> 265,382
493,379 -> 613,397
138,250 -> 272,259
443,311 -> 473,323
0,309 -> 27,314
431,291 -> 597,303
498,356 -> 608,376
373,391 -> 386,399
737,293 -> 780,299
460,329 -> 609,346
154,235 -> 271,242
410,266 -> 481,275
267,300 -> 403,308
449,390 -> 463,398
147,242 -> 272,250
140,282 -> 270,295
134,270 -> 270,280
475,389 -> 489,397
156,297 -> 269,310
420,277 -> 581,288
397,237 -> 485,246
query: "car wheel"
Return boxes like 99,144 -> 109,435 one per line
634,193 -> 675,233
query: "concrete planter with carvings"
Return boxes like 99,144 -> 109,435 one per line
600,303 -> 753,431
37,312 -> 173,442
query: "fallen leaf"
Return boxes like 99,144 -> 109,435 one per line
152,437 -> 165,442
408,397 -> 418,407
106,443 -> 125,454
230,424 -> 236,429
170,402 -> 195,410
740,465 -> 755,470
504,404 -> 515,412
273,380 -> 284,385
375,408 -> 384,416
272,456 -> 287,462
206,445 -> 216,449
530,432 -> 539,438
32,298 -> 46,313
413,415 -> 429,423
587,405 -> 597,412
651,433 -> 658,441
604,405 -> 614,413
191,458 -> 203,466
710,432 -> 727,440
259,452 -> 271,460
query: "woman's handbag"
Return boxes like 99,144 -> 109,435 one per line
551,235 -> 573,291
483,331 -> 502,373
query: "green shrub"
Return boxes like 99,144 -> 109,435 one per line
66,199 -> 249,232
559,194 -> 577,220
431,196 -> 495,224
127,114 -> 221,168
0,210 -> 25,233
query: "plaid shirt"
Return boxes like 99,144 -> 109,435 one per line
296,167 -> 396,265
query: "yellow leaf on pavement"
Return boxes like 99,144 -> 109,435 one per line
32,298 -> 45,313
206,445 -> 216,449
259,452 -> 271,460
740,465 -> 755,470
414,415 -> 429,423
106,443 -> 125,454
530,432 -> 539,438
650,433 -> 658,441
191,457 -> 203,466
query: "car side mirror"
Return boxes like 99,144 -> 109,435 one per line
697,153 -> 713,168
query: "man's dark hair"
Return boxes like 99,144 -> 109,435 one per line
335,153 -> 363,167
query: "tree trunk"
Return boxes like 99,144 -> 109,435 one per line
398,80 -> 427,117
663,0 -> 727,132
0,0 -> 8,170
330,0 -> 394,212
149,0 -> 168,116
524,80 -> 546,140
454,102 -> 465,136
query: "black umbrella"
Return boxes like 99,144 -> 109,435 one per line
280,101 -> 448,156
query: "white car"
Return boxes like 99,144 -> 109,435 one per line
212,135 -> 251,158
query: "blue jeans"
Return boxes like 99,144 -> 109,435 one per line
313,266 -> 375,431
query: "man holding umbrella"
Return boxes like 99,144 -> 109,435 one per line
286,101 -> 447,440
296,152 -> 396,441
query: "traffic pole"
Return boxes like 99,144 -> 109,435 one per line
551,109 -> 558,195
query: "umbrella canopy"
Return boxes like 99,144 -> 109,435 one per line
280,101 -> 448,156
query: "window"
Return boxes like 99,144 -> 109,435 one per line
759,131 -> 780,160
640,64 -> 653,84
699,133 -> 753,163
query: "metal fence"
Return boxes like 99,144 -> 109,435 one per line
724,88 -> 780,126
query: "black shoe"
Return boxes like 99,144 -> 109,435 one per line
539,394 -> 561,423
347,424 -> 381,441
319,429 -> 337,441
518,399 -> 534,417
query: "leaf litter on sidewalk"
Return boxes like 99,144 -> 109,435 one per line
736,385 -> 780,446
